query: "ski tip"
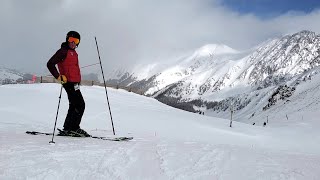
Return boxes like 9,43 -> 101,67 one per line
26,131 -> 37,135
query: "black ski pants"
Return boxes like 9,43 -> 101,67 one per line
62,82 -> 85,131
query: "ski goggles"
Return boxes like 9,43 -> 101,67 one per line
68,37 -> 80,45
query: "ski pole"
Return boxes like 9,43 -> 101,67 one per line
94,37 -> 116,135
49,85 -> 63,144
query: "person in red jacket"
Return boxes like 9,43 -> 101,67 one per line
47,31 -> 89,137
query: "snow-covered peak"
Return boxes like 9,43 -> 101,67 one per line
195,44 -> 239,57
291,30 -> 316,39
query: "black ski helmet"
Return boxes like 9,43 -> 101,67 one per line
66,31 -> 81,44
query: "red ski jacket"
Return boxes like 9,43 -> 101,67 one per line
47,42 -> 81,83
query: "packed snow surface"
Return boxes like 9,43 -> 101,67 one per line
1,84 -> 320,179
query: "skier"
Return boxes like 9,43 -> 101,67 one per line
47,31 -> 90,137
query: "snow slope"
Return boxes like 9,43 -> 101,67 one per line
1,84 -> 320,179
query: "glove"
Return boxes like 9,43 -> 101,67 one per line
57,75 -> 67,84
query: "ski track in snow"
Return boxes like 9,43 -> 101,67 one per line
1,84 -> 320,180
1,133 -> 320,180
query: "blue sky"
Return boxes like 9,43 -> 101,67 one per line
220,0 -> 320,18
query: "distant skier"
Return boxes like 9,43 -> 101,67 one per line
263,122 -> 267,127
47,31 -> 89,137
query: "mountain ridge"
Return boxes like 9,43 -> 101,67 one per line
106,30 -> 320,122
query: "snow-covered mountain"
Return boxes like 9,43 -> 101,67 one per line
106,43 -> 249,94
0,67 -> 25,84
106,30 -> 320,122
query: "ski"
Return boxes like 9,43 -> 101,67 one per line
26,131 -> 53,136
26,130 -> 133,141
91,136 -> 133,141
